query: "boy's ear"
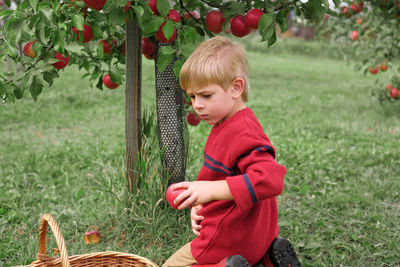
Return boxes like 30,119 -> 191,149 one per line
231,78 -> 245,99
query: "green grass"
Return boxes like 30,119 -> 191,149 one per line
1,38 -> 399,267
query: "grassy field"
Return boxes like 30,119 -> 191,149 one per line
1,37 -> 399,267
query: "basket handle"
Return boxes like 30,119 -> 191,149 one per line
37,214 -> 71,267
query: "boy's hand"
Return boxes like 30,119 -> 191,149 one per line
191,205 -> 204,236
170,180 -> 233,209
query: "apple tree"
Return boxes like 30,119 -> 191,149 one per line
319,1 -> 400,104
0,0 -> 340,189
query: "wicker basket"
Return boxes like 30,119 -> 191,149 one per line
19,214 -> 159,267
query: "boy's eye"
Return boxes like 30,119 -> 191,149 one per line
203,95 -> 211,98
189,95 -> 195,99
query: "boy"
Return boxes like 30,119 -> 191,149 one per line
163,36 -> 301,267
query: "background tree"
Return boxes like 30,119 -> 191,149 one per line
319,1 -> 400,104
0,0 -> 340,189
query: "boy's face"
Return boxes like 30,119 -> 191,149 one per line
187,83 -> 242,125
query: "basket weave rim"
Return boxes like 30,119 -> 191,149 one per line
25,251 -> 159,267
19,214 -> 160,267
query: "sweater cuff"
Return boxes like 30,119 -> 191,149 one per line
226,174 -> 257,212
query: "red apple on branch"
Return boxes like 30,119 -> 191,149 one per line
23,41 -> 36,58
155,22 -> 177,43
355,18 -> 363,24
368,67 -> 379,75
350,30 -> 360,40
141,37 -> 155,56
390,87 -> 399,98
168,9 -> 180,23
385,84 -> 393,90
205,11 -> 225,34
245,8 -> 264,30
99,40 -> 111,54
341,6 -> 349,15
103,74 -> 119,89
83,0 -> 106,10
230,15 -> 251,37
124,1 -> 131,12
184,11 -> 200,21
148,0 -> 158,14
53,51 -> 70,69
73,24 -> 94,43
186,111 -> 201,126
379,63 -> 388,71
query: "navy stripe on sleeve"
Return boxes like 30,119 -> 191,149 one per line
238,145 -> 275,160
204,151 -> 234,173
203,161 -> 235,175
243,174 -> 257,203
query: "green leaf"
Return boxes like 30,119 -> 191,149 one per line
3,0 -> 11,7
43,71 -> 54,87
268,29 -> 277,47
143,16 -> 164,36
157,0 -> 170,17
173,59 -> 183,78
181,43 -> 196,58
97,42 -> 105,59
91,24 -> 103,39
160,46 -> 175,56
162,19 -> 175,40
72,14 -> 84,31
258,13 -> 274,36
30,76 -> 43,102
0,9 -> 14,18
52,29 -> 66,53
157,53 -> 173,72
108,8 -> 125,25
261,26 -> 274,42
29,0 -> 38,13
133,5 -> 144,17
109,68 -> 123,84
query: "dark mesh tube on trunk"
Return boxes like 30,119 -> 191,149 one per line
154,41 -> 188,184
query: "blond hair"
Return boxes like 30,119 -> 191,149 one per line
179,36 -> 250,102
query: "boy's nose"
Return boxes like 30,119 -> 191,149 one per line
192,98 -> 203,109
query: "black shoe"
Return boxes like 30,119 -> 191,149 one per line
269,237 -> 302,267
225,255 -> 251,267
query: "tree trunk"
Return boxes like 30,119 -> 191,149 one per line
125,21 -> 142,193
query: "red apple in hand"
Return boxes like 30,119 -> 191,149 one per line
186,111 -> 201,126
103,74 -> 119,89
166,185 -> 186,209
73,24 -> 94,43
205,11 -> 225,34
53,51 -> 70,69
245,8 -> 264,30
23,41 -> 36,58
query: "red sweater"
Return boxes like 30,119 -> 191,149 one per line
190,108 -> 286,266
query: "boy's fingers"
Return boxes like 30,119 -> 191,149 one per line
170,182 -> 190,190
